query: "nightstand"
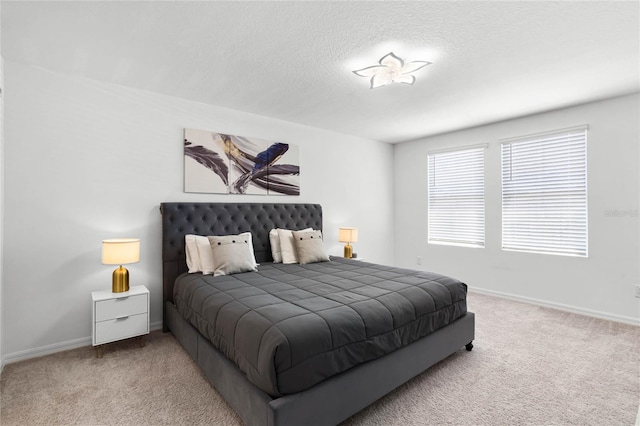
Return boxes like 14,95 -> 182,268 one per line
92,285 -> 150,358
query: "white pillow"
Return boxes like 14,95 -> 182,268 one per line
208,232 -> 258,276
196,236 -> 216,275
269,229 -> 283,263
185,234 -> 215,274
270,227 -> 312,263
185,235 -> 202,273
292,230 -> 330,264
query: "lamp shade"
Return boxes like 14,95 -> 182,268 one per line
338,227 -> 358,244
102,238 -> 140,265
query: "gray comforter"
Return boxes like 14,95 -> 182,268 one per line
173,257 -> 468,397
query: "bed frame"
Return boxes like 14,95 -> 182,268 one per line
160,202 -> 475,426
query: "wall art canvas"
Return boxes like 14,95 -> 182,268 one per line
184,129 -> 300,195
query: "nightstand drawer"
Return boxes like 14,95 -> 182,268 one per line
94,312 -> 149,345
95,293 -> 147,322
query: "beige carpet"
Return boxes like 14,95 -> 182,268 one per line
1,292 -> 638,426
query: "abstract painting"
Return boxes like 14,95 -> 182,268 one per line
184,129 -> 300,195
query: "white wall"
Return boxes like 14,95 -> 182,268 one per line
2,61 -> 395,360
394,93 -> 640,323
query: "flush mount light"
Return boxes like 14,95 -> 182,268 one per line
352,52 -> 431,89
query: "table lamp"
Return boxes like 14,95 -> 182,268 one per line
102,238 -> 140,293
339,227 -> 358,259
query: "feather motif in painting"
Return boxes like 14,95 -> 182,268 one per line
184,140 -> 229,186
187,133 -> 299,195
252,143 -> 289,173
230,142 -> 298,194
262,164 -> 300,195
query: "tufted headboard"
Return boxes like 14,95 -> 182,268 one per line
159,202 -> 323,328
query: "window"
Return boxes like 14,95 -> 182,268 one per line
501,126 -> 588,257
427,146 -> 485,248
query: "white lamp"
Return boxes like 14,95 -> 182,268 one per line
338,227 -> 358,259
102,238 -> 140,293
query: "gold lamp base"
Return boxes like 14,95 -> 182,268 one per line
343,243 -> 353,259
112,265 -> 130,293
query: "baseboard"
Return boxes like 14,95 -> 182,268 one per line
3,336 -> 92,365
469,287 -> 640,326
2,321 -> 163,366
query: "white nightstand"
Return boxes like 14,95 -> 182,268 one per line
92,285 -> 150,358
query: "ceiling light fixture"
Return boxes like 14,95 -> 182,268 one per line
353,52 -> 431,89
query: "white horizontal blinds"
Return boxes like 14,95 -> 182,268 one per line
428,147 -> 485,248
501,126 -> 588,257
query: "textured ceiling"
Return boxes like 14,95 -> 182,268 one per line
2,1 -> 639,143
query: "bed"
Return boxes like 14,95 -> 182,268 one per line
160,202 -> 475,426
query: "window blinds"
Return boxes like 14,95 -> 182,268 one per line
501,126 -> 588,257
428,146 -> 485,248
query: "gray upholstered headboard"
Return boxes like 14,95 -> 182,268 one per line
159,202 -> 323,329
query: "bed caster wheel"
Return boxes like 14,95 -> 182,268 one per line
465,342 -> 474,351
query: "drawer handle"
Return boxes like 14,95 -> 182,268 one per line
116,315 -> 130,320
115,296 -> 129,301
